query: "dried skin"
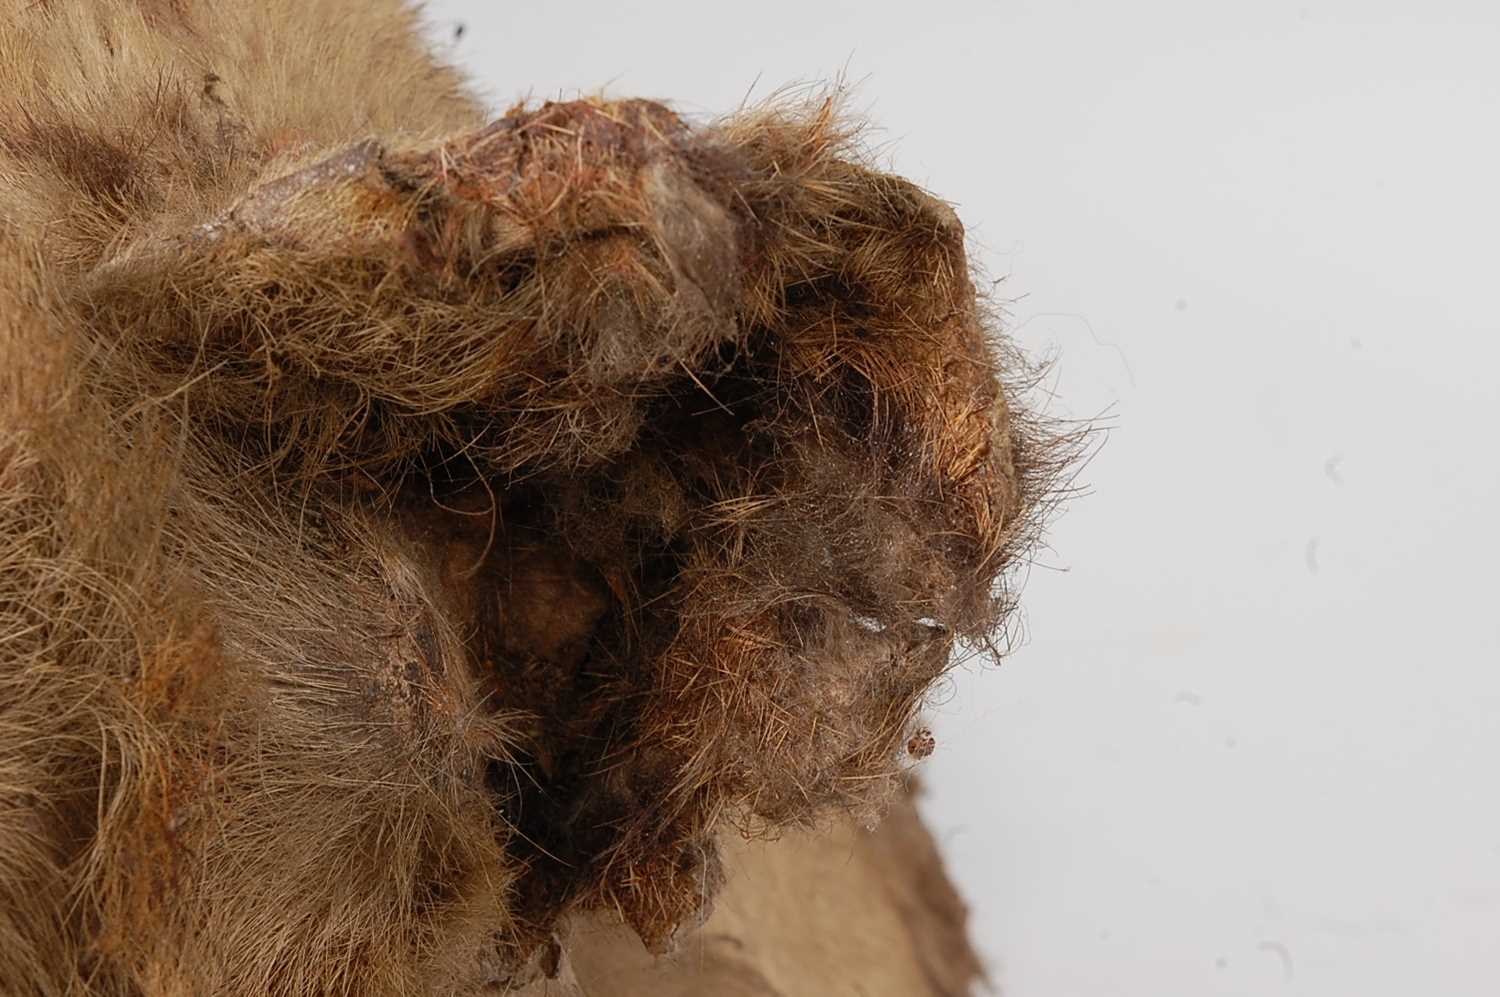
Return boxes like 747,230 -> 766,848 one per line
0,1 -> 1069,993
561,788 -> 984,997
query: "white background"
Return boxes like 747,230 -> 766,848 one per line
420,3 -> 1500,993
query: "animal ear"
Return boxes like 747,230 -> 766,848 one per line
72,99 -> 745,482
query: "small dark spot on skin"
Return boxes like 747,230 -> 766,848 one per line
415,622 -> 442,677
454,22 -> 465,40
201,71 -> 228,109
538,936 -> 562,978
1216,957 -> 1228,970
1174,298 -> 1188,312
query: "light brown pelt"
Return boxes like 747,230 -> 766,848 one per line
0,2 -> 1066,993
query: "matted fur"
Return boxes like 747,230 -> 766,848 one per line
0,2 -> 1069,993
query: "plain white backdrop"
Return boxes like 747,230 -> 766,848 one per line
419,3 -> 1500,993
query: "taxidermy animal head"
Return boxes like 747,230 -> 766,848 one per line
0,2 -> 1068,992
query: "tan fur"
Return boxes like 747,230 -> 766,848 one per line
0,2 -> 1066,993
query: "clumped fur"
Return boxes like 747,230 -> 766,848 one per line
0,1 -> 1070,993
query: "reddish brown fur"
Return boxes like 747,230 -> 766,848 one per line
0,2 -> 1069,993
